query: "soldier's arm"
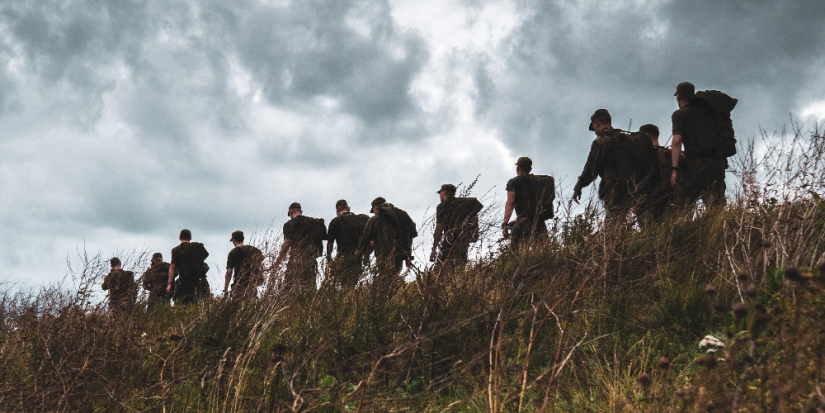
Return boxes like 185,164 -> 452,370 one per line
502,190 -> 517,238
325,220 -> 335,259
167,264 -> 175,294
573,139 -> 608,203
224,268 -> 232,295
356,219 -> 374,255
142,271 -> 152,290
273,239 -> 290,268
575,140 -> 606,191
671,134 -> 683,187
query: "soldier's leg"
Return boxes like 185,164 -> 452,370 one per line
701,158 -> 727,208
173,278 -> 198,305
332,255 -> 361,289
534,219 -> 549,245
452,243 -> 470,269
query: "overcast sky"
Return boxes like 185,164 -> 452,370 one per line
1,0 -> 824,287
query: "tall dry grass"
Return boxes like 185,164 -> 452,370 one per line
1,123 -> 824,412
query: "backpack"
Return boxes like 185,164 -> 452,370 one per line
338,213 -> 370,249
689,90 -> 738,158
178,242 -> 209,280
378,205 -> 418,255
523,175 -> 556,220
609,130 -> 658,192
310,218 -> 327,256
449,197 -> 484,242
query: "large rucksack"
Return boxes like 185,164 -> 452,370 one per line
310,218 -> 327,257
338,213 -> 370,249
689,90 -> 738,158
609,130 -> 658,191
449,197 -> 484,242
378,205 -> 418,255
178,242 -> 209,280
523,175 -> 556,220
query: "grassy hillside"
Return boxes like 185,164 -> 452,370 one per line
2,126 -> 825,412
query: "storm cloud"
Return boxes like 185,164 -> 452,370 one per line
0,0 -> 823,284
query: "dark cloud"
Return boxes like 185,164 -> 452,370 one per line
482,0 -> 825,176
231,0 -> 428,128
1,0 -> 824,284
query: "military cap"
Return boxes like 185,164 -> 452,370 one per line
639,124 -> 659,137
335,199 -> 348,209
436,184 -> 457,194
371,197 -> 386,209
179,229 -> 192,240
589,109 -> 611,131
674,82 -> 695,98
110,257 -> 121,267
287,202 -> 301,216
516,156 -> 533,170
152,252 -> 163,260
230,230 -> 244,242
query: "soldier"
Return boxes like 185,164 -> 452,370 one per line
670,82 -> 730,208
103,257 -> 137,315
142,252 -> 171,309
274,202 -> 325,291
224,230 -> 264,299
637,123 -> 689,222
572,109 -> 656,228
326,200 -> 369,288
358,197 -> 418,280
167,229 -> 210,305
502,157 -> 550,248
430,184 -> 481,269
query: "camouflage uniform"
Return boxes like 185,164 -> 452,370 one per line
103,269 -> 137,314
672,96 -> 727,208
637,144 -> 687,223
506,175 -> 549,247
573,126 -> 634,226
359,204 -> 417,280
227,245 -> 263,298
433,196 -> 472,267
170,242 -> 210,305
142,261 -> 171,309
327,212 -> 368,288
282,215 -> 322,290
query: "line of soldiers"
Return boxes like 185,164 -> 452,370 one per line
102,81 -> 736,309
571,82 -> 736,227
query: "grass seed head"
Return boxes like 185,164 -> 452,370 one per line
637,373 -> 651,387
745,283 -> 758,299
705,285 -> 718,295
657,357 -> 671,370
732,302 -> 748,320
785,267 -> 807,283
755,314 -> 773,326
737,272 -> 750,281
695,355 -> 717,369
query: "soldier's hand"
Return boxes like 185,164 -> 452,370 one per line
572,188 -> 582,204
670,170 -> 679,187
166,283 -> 172,294
429,250 -> 436,262
502,225 -> 509,240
